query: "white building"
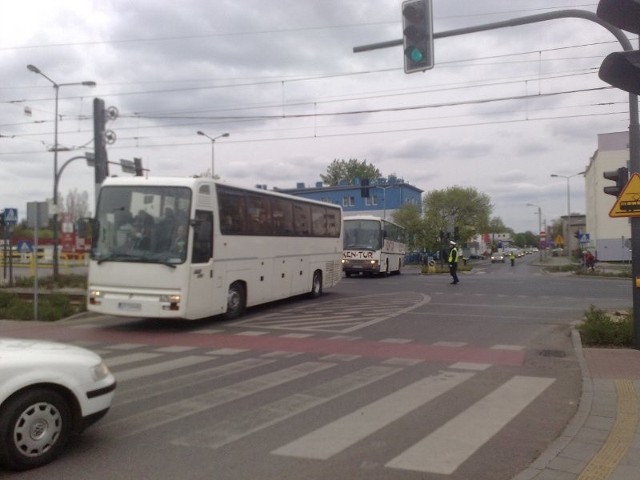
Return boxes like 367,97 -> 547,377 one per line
584,131 -> 631,261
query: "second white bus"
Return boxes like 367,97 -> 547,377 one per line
88,176 -> 343,320
341,215 -> 406,277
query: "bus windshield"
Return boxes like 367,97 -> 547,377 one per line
343,219 -> 382,250
92,185 -> 192,265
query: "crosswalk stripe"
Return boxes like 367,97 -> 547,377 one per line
271,370 -> 474,460
113,358 -> 275,407
105,352 -> 162,367
102,361 -> 335,438
114,355 -> 214,382
386,375 -> 555,475
171,365 -> 400,449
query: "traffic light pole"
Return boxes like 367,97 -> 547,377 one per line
355,9 -> 640,348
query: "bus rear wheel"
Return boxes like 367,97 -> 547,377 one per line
309,271 -> 322,298
225,282 -> 246,320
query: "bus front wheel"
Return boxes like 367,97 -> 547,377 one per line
309,271 -> 323,298
225,282 -> 246,320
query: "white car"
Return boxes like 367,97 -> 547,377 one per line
0,338 -> 116,471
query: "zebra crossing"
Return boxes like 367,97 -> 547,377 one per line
87,339 -> 554,477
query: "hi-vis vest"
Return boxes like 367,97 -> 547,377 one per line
448,247 -> 459,263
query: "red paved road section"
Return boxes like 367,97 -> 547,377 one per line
0,320 -> 524,367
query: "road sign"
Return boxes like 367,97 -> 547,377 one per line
578,233 -> 590,244
3,208 -> 17,225
609,173 -> 640,217
16,240 -> 32,253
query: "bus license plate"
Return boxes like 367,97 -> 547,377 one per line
118,302 -> 141,312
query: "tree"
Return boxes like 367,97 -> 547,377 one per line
422,186 -> 492,247
63,188 -> 91,223
392,204 -> 425,252
320,159 -> 381,186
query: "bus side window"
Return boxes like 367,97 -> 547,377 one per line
192,210 -> 213,263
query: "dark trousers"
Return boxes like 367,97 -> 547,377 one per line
449,263 -> 459,283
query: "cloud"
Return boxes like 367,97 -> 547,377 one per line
0,0 -> 628,233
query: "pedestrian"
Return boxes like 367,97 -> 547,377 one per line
509,250 -> 515,267
448,240 -> 460,285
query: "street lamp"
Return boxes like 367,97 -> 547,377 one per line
526,202 -> 543,261
27,64 -> 96,280
196,131 -> 229,177
550,171 -> 585,258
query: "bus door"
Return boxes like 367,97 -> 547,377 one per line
186,210 -> 215,318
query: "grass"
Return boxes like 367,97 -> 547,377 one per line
0,274 -> 87,321
578,305 -> 633,347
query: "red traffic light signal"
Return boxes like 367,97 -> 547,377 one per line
402,0 -> 434,74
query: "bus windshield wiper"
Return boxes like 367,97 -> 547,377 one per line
97,253 -> 176,269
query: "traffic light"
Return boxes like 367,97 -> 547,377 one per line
401,0 -> 433,74
93,98 -> 109,185
597,0 -> 640,94
0,212 -> 4,227
603,166 -> 629,197
134,157 -> 144,176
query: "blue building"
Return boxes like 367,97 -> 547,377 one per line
274,176 -> 423,220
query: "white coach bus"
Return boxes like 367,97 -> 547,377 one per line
342,215 -> 406,277
88,176 -> 343,320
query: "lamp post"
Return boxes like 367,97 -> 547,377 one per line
526,203 -> 543,261
196,131 -> 229,177
27,64 -> 96,280
375,184 -> 394,220
550,171 -> 585,258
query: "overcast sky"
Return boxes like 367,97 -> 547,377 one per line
1,1 -> 634,233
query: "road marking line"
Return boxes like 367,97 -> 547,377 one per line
386,375 -> 555,475
272,370 -> 474,460
450,362 -> 491,371
578,379 -> 639,480
172,365 -> 400,449
103,362 -> 335,438
114,355 -> 214,382
105,352 -> 162,367
113,358 -> 274,406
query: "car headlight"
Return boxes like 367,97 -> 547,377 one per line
91,361 -> 111,381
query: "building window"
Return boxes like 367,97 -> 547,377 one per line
364,195 -> 379,206
342,196 -> 355,207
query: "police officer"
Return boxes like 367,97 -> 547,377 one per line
448,240 -> 460,285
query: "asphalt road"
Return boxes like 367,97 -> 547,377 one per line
0,255 -> 632,479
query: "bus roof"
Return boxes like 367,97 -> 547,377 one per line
100,176 -> 342,210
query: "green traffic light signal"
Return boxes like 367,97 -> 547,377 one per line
401,0 -> 433,74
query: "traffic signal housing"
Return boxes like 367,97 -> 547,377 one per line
597,0 -> 640,94
402,0 -> 434,74
134,157 -> 144,176
603,166 -> 629,197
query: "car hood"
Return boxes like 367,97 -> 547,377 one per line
0,338 -> 101,364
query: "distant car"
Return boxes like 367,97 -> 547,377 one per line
0,338 -> 116,471
490,252 -> 505,263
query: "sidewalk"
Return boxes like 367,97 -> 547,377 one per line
514,329 -> 640,480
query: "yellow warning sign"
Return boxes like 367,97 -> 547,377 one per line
610,173 -> 640,217
554,235 -> 564,247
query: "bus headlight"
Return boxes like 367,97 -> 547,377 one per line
89,290 -> 102,305
160,294 -> 181,311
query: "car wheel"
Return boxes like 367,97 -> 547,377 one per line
0,388 -> 72,471
224,282 -> 246,320
309,271 -> 322,298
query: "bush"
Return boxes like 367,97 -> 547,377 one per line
0,292 -> 82,322
578,305 -> 633,347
